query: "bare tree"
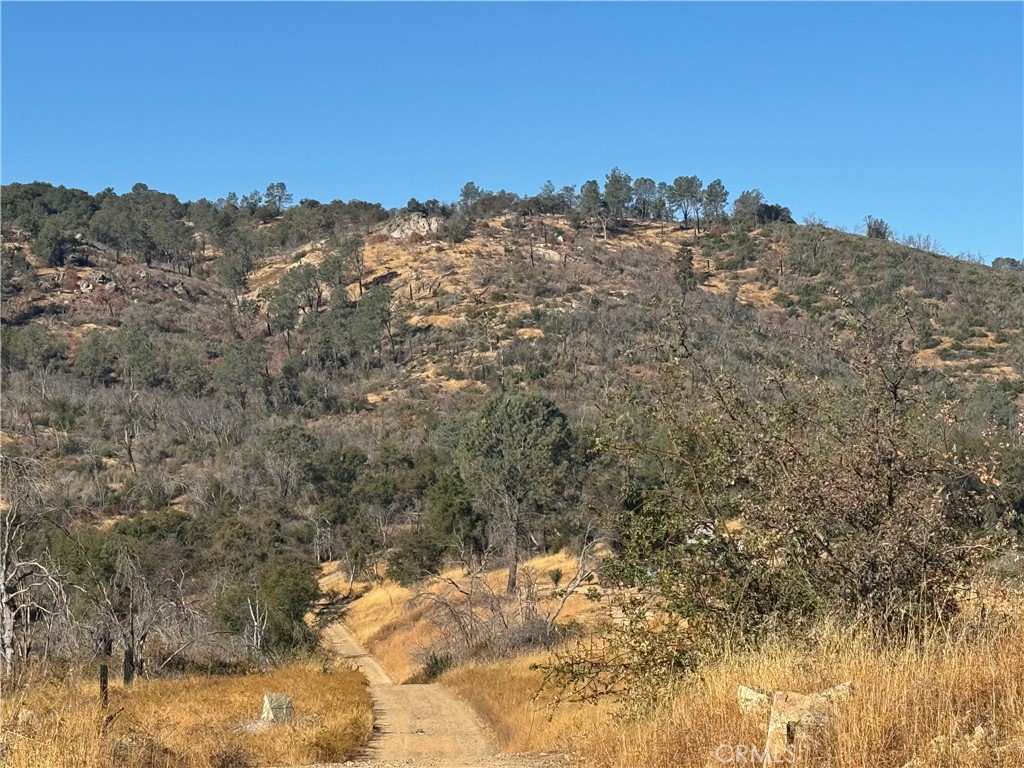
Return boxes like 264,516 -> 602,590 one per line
1,456 -> 70,677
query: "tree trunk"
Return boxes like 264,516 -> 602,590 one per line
123,645 -> 135,685
99,633 -> 112,707
505,521 -> 520,595
1,594 -> 15,677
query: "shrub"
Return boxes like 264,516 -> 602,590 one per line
542,313 -> 1010,703
385,530 -> 449,587
405,650 -> 454,683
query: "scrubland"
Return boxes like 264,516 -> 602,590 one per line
343,554 -> 1024,768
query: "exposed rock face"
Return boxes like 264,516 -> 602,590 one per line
387,214 -> 441,240
737,682 -> 852,766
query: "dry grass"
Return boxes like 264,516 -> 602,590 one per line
587,617 -> 1024,768
340,551 -> 1024,767
442,652 -> 613,755
325,577 -> 430,683
444,615 -> 1024,768
736,281 -> 780,308
1,661 -> 372,768
336,551 -> 598,683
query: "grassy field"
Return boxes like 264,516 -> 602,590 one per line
0,660 -> 372,768
443,617 -> 1024,767
342,555 -> 1024,768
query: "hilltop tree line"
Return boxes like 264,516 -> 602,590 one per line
2,169 -> 793,273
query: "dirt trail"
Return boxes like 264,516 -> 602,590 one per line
320,622 -> 572,768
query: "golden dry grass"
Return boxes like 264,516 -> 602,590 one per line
445,615 -> 1024,768
340,550 -> 1024,767
336,552 -> 599,683
442,652 -> 613,755
1,661 -> 372,768
587,617 -> 1024,768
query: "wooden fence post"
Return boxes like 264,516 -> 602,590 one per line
99,631 -> 112,708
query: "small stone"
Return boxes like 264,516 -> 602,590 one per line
261,692 -> 295,723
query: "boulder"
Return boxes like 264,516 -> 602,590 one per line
738,682 -> 851,766
387,214 -> 441,240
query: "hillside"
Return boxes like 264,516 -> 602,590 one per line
2,178 -> 1023,766
5,210 -> 1022,412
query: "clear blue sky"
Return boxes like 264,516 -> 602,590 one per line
2,2 -> 1022,261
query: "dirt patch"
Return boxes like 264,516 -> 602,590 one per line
322,621 -> 577,767
409,314 -> 463,330
515,328 -> 544,340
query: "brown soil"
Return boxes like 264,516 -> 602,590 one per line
318,622 -> 576,768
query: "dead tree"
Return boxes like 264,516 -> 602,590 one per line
0,456 -> 70,677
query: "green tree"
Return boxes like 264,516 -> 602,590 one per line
216,225 -> 261,299
653,181 -> 671,222
240,190 -> 264,213
449,393 -> 575,593
669,175 -> 703,231
675,246 -> 698,299
213,342 -> 267,409
356,285 -> 398,360
603,167 -> 633,224
266,284 -> 301,351
216,253 -> 251,298
731,189 -> 764,230
386,531 -> 449,587
73,330 -> 116,384
279,263 -> 325,314
701,178 -> 729,226
425,470 -> 486,558
264,182 -> 293,213
308,446 -> 368,501
149,218 -> 196,274
89,200 -> 137,260
579,180 -> 609,239
261,423 -> 319,499
632,177 -> 657,220
324,235 -> 365,296
459,181 -> 485,211
34,215 -> 79,266
114,323 -> 160,388
259,557 -> 320,649
162,340 -> 209,396
559,185 -> 579,211
215,555 -> 320,652
0,325 -> 65,373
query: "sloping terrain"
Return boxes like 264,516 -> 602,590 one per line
3,185 -> 1023,768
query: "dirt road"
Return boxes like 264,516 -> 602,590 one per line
321,622 -> 572,768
